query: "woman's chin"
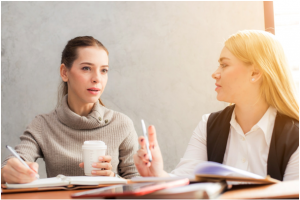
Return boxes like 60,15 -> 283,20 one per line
85,96 -> 101,104
216,94 -> 223,101
216,94 -> 227,102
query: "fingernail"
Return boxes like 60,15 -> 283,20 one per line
92,171 -> 96,174
99,157 -> 103,160
92,163 -> 97,167
30,173 -> 36,177
147,162 -> 151,167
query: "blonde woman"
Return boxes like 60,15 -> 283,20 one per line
134,30 -> 299,181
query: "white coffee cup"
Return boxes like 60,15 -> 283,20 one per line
82,140 -> 107,176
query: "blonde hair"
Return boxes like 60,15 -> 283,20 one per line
225,30 -> 299,121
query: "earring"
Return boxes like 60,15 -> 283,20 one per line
252,78 -> 255,81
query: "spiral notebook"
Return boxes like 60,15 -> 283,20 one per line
1,174 -> 127,193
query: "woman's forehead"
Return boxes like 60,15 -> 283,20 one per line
76,46 -> 108,64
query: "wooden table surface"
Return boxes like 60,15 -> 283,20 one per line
1,189 -> 91,199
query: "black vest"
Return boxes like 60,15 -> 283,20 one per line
207,105 -> 299,181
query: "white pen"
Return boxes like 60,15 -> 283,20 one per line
6,145 -> 40,179
141,119 -> 153,162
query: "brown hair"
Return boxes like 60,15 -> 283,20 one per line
58,36 -> 108,106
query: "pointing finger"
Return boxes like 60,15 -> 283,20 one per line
148,125 -> 158,145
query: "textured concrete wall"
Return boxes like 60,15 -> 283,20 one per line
1,2 -> 264,178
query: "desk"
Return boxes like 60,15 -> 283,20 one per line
2,180 -> 299,199
1,189 -> 91,199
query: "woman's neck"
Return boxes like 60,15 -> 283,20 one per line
67,94 -> 94,116
234,99 -> 269,134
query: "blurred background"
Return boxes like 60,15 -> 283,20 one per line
1,1 -> 298,178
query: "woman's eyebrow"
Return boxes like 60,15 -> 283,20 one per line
80,62 -> 109,68
218,57 -> 230,63
80,62 -> 94,66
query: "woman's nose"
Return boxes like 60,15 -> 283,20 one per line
212,69 -> 221,80
92,72 -> 101,83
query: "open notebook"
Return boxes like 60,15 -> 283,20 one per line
2,174 -> 127,193
194,161 -> 280,184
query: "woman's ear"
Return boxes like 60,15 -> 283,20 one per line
60,64 -> 68,82
250,66 -> 262,83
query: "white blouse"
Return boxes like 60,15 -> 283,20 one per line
170,106 -> 299,181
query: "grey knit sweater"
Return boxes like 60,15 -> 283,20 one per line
2,95 -> 140,179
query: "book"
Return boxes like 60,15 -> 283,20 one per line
194,161 -> 280,184
1,174 -> 127,193
219,180 -> 299,199
71,178 -> 190,198
117,182 -> 226,199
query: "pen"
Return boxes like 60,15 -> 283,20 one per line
6,145 -> 40,179
141,119 -> 153,162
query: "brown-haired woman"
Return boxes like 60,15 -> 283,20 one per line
1,36 -> 139,184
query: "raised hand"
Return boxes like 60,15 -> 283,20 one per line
133,125 -> 169,177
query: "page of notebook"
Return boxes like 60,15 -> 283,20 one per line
68,176 -> 127,185
6,177 -> 69,189
6,175 -> 127,189
194,161 -> 264,179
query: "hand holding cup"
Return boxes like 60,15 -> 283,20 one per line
80,141 -> 114,176
79,155 -> 114,177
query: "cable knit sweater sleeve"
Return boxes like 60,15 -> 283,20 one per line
118,119 -> 139,179
1,116 -> 44,168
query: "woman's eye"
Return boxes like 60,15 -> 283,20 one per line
82,66 -> 91,71
221,64 -> 227,68
102,69 -> 108,73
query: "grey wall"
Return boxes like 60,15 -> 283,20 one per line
1,2 -> 264,178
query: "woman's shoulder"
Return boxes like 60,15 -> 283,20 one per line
194,106 -> 233,134
23,109 -> 57,134
34,109 -> 57,122
105,108 -> 134,129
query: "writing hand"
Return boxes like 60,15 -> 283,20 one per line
1,157 -> 39,184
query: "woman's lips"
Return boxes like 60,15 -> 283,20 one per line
215,84 -> 221,91
87,88 -> 100,95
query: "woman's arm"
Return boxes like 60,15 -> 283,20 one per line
1,117 -> 43,183
169,114 -> 210,176
118,125 -> 140,179
283,147 -> 299,181
134,114 -> 210,177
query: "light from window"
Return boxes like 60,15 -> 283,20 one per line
273,0 -> 300,93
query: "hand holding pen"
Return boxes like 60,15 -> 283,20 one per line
1,146 -> 39,184
133,120 -> 169,177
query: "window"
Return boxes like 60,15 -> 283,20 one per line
273,0 -> 300,92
